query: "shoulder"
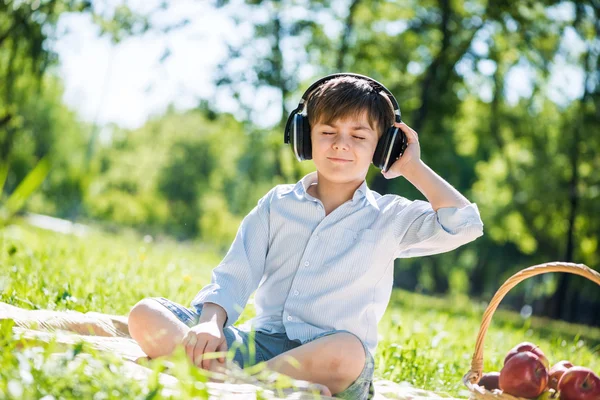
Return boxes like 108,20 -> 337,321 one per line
370,190 -> 413,210
272,183 -> 296,197
256,184 -> 296,208
373,192 -> 433,217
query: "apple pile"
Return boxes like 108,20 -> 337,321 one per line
476,341 -> 600,399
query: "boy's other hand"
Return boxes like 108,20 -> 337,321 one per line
381,122 -> 422,180
182,321 -> 228,370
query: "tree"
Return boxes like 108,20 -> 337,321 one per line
0,1 -> 185,217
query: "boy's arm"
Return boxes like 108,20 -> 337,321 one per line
382,122 -> 470,211
398,160 -> 470,211
191,188 -> 273,327
384,123 -> 483,258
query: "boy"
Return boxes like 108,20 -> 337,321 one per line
128,74 -> 484,399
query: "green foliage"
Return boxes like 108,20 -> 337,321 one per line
85,109 -> 250,240
0,0 -> 191,221
0,75 -> 90,220
198,193 -> 241,250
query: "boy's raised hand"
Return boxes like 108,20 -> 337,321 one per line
381,122 -> 422,180
182,321 -> 228,370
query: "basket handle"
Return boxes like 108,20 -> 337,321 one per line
464,261 -> 600,384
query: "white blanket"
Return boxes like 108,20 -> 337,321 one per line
1,302 -> 463,399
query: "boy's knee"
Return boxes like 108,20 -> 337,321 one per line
128,298 -> 181,358
128,298 -> 159,329
336,332 -> 365,373
323,332 -> 366,392
127,298 -> 173,347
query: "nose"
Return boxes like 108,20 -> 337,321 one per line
332,134 -> 350,150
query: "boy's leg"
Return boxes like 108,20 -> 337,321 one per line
128,298 -> 193,359
129,301 -> 342,396
128,298 -> 261,369
265,331 -> 372,397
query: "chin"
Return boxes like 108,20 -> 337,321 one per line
318,166 -> 366,183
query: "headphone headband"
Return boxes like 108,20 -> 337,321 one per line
284,73 -> 401,144
299,73 -> 400,121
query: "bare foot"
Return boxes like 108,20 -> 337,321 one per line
286,380 -> 332,397
315,383 -> 332,397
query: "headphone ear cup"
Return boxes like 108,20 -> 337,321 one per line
293,114 -> 312,161
292,114 -> 304,161
301,116 -> 312,160
373,127 -> 408,171
373,129 -> 393,169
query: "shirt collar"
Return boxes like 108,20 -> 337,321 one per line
287,172 -> 379,210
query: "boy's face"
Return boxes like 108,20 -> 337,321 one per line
310,111 -> 379,184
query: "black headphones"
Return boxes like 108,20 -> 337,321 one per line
284,73 -> 407,172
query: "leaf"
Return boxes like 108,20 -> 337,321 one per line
0,161 -> 8,194
1,157 -> 51,222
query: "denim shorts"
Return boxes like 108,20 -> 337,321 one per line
152,297 -> 375,399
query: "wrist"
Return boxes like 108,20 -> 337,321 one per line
199,302 -> 227,327
400,159 -> 427,181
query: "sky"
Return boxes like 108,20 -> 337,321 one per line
52,1 -> 253,129
50,1 -> 585,131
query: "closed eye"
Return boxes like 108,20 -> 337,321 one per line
353,136 -> 366,140
322,132 -> 335,135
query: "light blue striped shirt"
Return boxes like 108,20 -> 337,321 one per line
192,171 -> 484,354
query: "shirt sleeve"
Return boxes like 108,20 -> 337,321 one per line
393,199 -> 484,259
191,188 -> 273,327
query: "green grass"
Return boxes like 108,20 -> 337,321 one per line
1,223 -> 599,399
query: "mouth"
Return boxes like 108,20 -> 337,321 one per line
327,157 -> 352,163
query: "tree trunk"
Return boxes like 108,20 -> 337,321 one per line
547,103 -> 581,321
546,29 -> 595,321
272,11 -> 284,178
0,113 -> 14,162
469,247 -> 488,297
336,0 -> 361,71
431,258 -> 449,293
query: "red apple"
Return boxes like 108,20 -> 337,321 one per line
549,360 -> 575,390
499,351 -> 549,398
558,367 -> 600,400
504,341 -> 550,370
477,372 -> 500,391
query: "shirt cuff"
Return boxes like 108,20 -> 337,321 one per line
191,285 -> 241,328
436,203 -> 484,234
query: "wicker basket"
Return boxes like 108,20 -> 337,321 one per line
462,261 -> 600,400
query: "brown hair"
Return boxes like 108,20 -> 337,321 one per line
306,76 -> 395,137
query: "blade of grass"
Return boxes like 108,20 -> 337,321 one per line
0,161 -> 8,193
3,156 -> 51,220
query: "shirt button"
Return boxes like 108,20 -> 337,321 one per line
287,316 -> 292,321
294,290 -> 299,296
314,234 -> 319,240
304,261 -> 310,267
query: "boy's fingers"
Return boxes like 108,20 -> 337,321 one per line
396,122 -> 418,135
193,339 -> 208,367
400,124 -> 417,139
183,331 -> 196,346
408,126 -> 419,139
395,123 -> 418,143
395,122 -> 410,133
216,341 -> 228,363
408,129 -> 419,143
184,333 -> 197,361
203,341 -> 218,370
